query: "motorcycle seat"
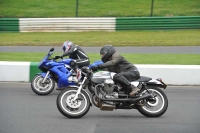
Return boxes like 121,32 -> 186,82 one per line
135,76 -> 152,82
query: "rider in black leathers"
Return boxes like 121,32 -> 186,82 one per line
61,40 -> 90,68
56,40 -> 90,90
90,45 -> 140,97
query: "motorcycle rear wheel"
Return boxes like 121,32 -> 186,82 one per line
137,87 -> 168,117
57,88 -> 90,118
31,74 -> 55,95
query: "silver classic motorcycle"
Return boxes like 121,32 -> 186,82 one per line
56,67 -> 168,118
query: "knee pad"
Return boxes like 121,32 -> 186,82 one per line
70,60 -> 77,68
113,73 -> 122,81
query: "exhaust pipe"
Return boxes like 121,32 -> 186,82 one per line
94,84 -> 152,103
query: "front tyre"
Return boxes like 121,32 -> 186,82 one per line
31,74 -> 55,95
57,88 -> 90,118
137,87 -> 168,117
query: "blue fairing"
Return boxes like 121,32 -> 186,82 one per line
38,55 -> 49,69
59,58 -> 73,64
58,72 -> 76,88
37,66 -> 76,88
37,52 -> 76,88
49,65 -> 76,88
37,48 -> 102,89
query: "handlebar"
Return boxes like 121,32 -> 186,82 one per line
81,67 -> 93,80
53,55 -> 63,60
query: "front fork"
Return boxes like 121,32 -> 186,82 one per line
73,77 -> 87,100
42,71 -> 50,83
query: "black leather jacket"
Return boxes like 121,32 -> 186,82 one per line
98,53 -> 138,73
62,45 -> 90,67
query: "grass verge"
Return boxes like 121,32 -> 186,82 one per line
0,30 -> 200,46
0,53 -> 199,65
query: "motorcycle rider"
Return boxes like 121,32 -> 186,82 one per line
60,40 -> 90,68
90,45 -> 140,97
57,40 -> 90,90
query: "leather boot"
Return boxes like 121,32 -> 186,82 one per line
113,74 -> 139,96
128,85 -> 140,97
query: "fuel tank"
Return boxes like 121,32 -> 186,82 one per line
91,71 -> 116,84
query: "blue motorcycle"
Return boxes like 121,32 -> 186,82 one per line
31,48 -> 103,95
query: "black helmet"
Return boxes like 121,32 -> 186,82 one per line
100,45 -> 116,63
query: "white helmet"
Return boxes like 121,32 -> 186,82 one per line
62,40 -> 74,52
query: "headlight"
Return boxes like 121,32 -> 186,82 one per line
68,76 -> 78,83
68,76 -> 73,82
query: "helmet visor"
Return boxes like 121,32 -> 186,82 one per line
63,42 -> 71,52
100,54 -> 105,60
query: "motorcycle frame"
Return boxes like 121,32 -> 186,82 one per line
88,76 -> 167,103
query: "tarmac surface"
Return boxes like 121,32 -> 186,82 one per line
0,82 -> 200,133
1,46 -> 200,54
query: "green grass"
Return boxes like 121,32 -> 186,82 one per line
0,53 -> 199,65
0,0 -> 199,17
0,30 -> 200,46
0,0 -> 199,65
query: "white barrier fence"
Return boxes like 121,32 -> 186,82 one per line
0,61 -> 200,85
137,65 -> 200,85
19,18 -> 116,32
0,61 -> 30,82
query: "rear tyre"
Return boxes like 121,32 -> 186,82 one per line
31,74 -> 55,95
137,87 -> 168,117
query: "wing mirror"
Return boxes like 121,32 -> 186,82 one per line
50,48 -> 54,52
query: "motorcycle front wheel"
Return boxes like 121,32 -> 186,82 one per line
137,87 -> 168,117
56,88 -> 90,118
31,74 -> 55,95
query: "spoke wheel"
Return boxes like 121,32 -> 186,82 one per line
31,75 -> 55,95
137,87 -> 168,117
57,88 -> 90,118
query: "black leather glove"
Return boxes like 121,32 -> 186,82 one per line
59,54 -> 63,59
54,55 -> 61,60
54,55 -> 63,60
98,64 -> 103,69
90,65 -> 99,72
81,66 -> 89,73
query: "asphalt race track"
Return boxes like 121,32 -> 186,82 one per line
0,82 -> 200,133
1,46 -> 200,54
